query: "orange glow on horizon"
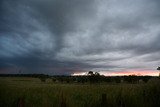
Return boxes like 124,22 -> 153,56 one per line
100,70 -> 159,76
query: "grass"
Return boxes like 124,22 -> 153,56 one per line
0,77 -> 160,107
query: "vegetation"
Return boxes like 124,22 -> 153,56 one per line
0,75 -> 160,107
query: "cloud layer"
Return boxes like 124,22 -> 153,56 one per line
0,0 -> 160,75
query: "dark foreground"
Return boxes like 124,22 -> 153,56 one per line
0,77 -> 160,107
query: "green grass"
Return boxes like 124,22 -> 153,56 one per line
0,77 -> 160,107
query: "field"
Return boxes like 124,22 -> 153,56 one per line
0,77 -> 160,107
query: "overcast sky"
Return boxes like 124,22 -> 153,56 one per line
0,0 -> 160,75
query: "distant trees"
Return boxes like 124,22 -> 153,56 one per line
87,71 -> 100,76
87,71 -> 100,83
1,72 -> 156,84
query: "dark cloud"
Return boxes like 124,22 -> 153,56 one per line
0,0 -> 160,75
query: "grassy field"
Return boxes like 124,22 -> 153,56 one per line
0,77 -> 160,107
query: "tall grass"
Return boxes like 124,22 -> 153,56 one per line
0,77 -> 160,107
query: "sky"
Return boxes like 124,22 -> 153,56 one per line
0,0 -> 160,75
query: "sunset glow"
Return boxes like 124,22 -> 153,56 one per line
71,72 -> 88,76
72,70 -> 159,76
100,70 -> 159,76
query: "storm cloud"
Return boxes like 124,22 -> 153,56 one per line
0,0 -> 160,75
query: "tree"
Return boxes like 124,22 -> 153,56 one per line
88,71 -> 94,76
157,66 -> 160,77
87,71 -> 101,83
95,72 -> 100,76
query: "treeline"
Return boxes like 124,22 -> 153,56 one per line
50,75 -> 153,84
0,73 -> 154,84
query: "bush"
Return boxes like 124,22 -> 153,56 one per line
39,77 -> 47,82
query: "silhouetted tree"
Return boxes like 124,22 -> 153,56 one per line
95,72 -> 100,76
87,71 -> 101,84
157,66 -> 160,77
88,71 -> 94,76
